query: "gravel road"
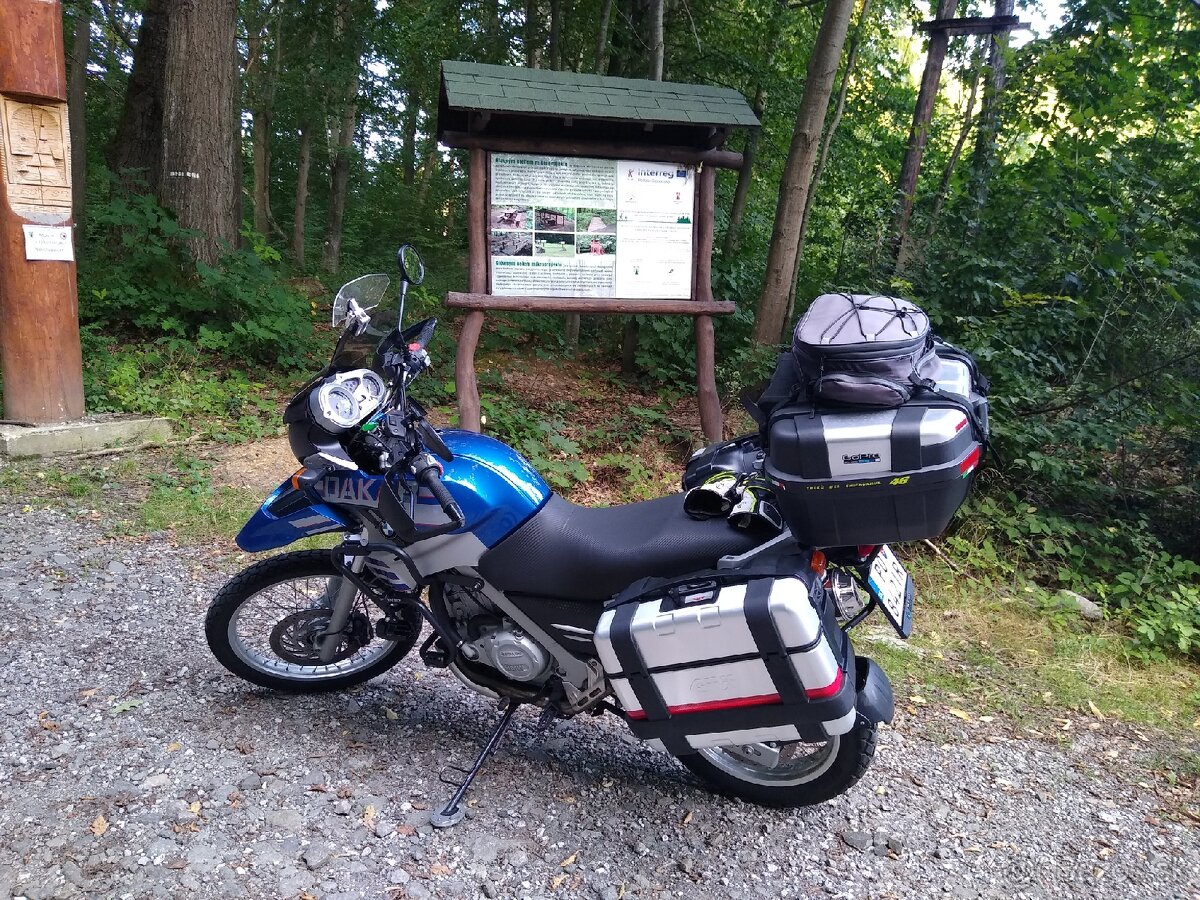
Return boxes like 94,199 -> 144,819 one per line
0,502 -> 1197,900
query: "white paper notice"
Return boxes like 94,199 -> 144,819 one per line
22,225 -> 74,261
488,153 -> 694,300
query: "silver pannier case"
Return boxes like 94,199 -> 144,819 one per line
594,565 -> 858,754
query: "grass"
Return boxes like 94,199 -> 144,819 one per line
854,552 -> 1200,734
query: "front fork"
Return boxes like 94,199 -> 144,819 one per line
317,542 -> 368,663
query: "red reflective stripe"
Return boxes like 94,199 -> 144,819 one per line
623,674 -> 846,720
804,667 -> 845,700
959,446 -> 982,475
954,416 -> 968,432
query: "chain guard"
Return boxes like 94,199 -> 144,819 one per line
269,609 -> 372,665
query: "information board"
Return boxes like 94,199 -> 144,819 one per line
488,153 -> 695,299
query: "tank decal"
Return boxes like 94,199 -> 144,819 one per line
236,480 -> 349,552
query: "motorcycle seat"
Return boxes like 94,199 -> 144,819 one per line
476,493 -> 766,602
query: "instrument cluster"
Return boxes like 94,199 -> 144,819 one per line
309,368 -> 387,432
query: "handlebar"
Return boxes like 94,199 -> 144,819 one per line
412,454 -> 465,532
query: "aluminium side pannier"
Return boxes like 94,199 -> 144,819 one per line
594,560 -> 858,755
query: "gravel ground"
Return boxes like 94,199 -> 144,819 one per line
0,502 -> 1197,900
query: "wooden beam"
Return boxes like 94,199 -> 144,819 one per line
454,311 -> 485,433
695,315 -> 721,442
446,293 -> 735,315
695,165 -> 716,304
917,15 -> 1026,36
440,131 -> 745,170
467,149 -> 488,293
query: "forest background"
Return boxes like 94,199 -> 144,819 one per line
25,0 -> 1200,659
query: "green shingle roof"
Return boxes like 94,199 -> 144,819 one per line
441,61 -> 760,129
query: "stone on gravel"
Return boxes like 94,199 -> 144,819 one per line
841,831 -> 872,852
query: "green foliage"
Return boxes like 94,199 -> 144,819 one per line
79,172 -> 318,369
946,493 -> 1200,660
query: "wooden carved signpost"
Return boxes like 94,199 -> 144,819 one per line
437,62 -> 759,442
0,0 -> 85,423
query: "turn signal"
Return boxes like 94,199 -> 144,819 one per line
810,549 -> 827,576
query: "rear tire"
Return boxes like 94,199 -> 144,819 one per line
675,721 -> 877,808
205,550 -> 421,692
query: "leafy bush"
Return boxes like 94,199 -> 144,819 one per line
79,171 -> 317,368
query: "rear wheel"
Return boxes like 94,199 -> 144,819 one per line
205,550 -> 421,692
676,721 -> 877,808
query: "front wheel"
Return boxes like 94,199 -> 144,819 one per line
205,550 -> 422,692
675,721 -> 877,808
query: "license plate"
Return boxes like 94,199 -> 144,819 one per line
865,545 -> 914,638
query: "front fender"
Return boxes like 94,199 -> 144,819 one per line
236,478 -> 350,552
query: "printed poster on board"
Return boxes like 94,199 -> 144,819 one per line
488,153 -> 694,300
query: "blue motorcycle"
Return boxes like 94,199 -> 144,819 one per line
206,246 -> 936,824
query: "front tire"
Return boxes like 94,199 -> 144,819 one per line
205,550 -> 421,692
676,721 -> 877,808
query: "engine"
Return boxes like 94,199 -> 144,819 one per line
441,582 -> 554,684
467,626 -> 553,682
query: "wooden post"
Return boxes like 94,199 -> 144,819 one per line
695,315 -> 721,442
694,163 -> 721,442
455,148 -> 489,432
0,0 -> 85,423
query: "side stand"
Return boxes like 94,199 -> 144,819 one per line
430,701 -> 520,828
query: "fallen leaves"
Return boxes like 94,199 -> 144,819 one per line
1087,700 -> 1105,720
681,810 -> 693,826
109,699 -> 143,716
167,742 -> 182,752
384,707 -> 399,721
559,851 -> 579,867
90,814 -> 109,837
362,805 -> 377,828
947,708 -> 972,721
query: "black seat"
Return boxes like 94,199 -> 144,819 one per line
476,493 -> 765,601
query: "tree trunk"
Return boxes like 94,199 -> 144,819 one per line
68,0 -> 90,229
923,38 -> 984,250
323,90 -> 358,274
401,94 -> 420,185
108,0 -> 170,194
160,0 -> 239,267
969,0 -> 1015,220
785,0 -> 873,321
890,0 -> 958,271
621,0 -> 667,371
752,0 -> 857,345
648,0 -> 665,80
594,0 -> 613,72
293,118 -> 313,269
250,1 -> 284,238
549,0 -> 563,70
525,0 -> 543,68
722,84 -> 765,257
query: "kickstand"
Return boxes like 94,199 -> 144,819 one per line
430,701 -> 520,828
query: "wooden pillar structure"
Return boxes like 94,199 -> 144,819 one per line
437,62 -> 758,443
890,5 -> 1027,271
0,0 -> 85,423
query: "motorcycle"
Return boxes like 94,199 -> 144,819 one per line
205,245 -> 963,826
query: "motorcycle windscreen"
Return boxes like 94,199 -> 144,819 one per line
236,477 -> 350,552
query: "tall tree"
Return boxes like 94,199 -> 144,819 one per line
160,0 -> 239,266
752,0 -> 858,344
968,0 -> 1016,219
108,0 -> 170,194
594,0 -> 613,73
784,0 -> 874,324
890,0 -> 958,272
246,0 -> 286,238
68,0 -> 90,227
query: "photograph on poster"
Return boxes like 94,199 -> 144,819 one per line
491,230 -> 533,256
535,234 -> 576,257
576,233 -> 616,255
534,207 -> 575,232
577,207 -> 617,233
491,205 -> 531,230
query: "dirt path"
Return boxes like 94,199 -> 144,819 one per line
0,502 -> 1196,900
